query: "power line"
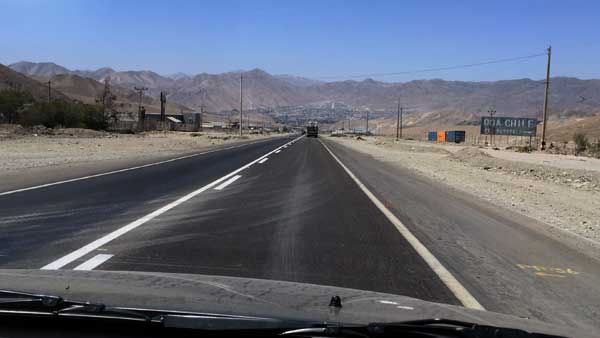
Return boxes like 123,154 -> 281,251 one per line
312,52 -> 547,80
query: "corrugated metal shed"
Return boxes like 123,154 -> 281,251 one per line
437,131 -> 446,142
446,130 -> 466,143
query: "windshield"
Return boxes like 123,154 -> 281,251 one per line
1,1 -> 599,336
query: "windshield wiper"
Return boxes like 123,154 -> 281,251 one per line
280,318 -> 568,338
0,289 -> 152,322
0,289 -> 312,331
0,291 -> 567,337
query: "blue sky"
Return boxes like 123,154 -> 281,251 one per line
1,0 -> 599,81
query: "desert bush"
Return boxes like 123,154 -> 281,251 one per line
516,145 -> 533,153
589,139 -> 600,158
19,100 -> 106,130
574,132 -> 588,155
0,89 -> 34,123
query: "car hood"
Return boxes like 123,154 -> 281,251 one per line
0,269 -> 592,337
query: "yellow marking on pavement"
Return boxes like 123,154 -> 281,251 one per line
517,264 -> 579,277
534,272 -> 566,278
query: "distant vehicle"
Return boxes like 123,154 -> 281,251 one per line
306,122 -> 318,138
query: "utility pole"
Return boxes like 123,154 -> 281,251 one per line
199,88 -> 205,131
488,109 -> 496,146
396,102 -> 400,141
134,86 -> 148,123
400,106 -> 403,139
541,46 -> 552,150
366,110 -> 369,134
159,91 -> 167,122
47,80 -> 52,103
199,105 -> 204,131
239,75 -> 243,136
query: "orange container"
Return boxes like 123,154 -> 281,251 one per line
437,131 -> 446,142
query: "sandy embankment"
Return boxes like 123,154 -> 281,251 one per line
1,130 -> 275,171
0,126 -> 283,190
328,135 -> 600,244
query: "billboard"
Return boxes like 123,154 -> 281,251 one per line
480,117 -> 538,136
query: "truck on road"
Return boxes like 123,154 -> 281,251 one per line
306,122 -> 318,138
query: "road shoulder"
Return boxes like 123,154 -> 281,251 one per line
323,137 -> 600,331
326,136 -> 600,255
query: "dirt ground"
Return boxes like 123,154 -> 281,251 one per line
328,135 -> 600,245
0,124 -> 280,173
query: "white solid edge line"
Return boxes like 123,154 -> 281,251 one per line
0,137 -> 280,197
258,158 -> 269,164
318,140 -> 485,311
41,136 -> 304,270
73,254 -> 114,271
275,150 -> 281,153
214,175 -> 242,191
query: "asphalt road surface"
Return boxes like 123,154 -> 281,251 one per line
1,135 -> 599,331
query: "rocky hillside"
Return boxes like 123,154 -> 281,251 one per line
9,61 -> 600,124
168,69 -> 317,111
30,73 -> 189,115
0,64 -> 69,102
9,61 -> 70,77
305,78 -> 600,118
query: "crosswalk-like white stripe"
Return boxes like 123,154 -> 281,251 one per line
73,254 -> 113,271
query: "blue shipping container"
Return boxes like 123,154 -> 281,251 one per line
428,131 -> 437,141
446,130 -> 466,143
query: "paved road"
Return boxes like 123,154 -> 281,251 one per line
0,135 -> 458,305
324,139 -> 600,331
1,135 -> 599,331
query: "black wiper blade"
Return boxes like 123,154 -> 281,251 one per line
371,318 -> 567,338
2,291 -> 565,337
0,289 -> 151,322
0,289 -> 68,314
0,289 -> 314,332
281,318 -> 568,338
160,314 -> 302,331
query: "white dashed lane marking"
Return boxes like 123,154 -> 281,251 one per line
214,175 -> 242,191
0,138 -> 280,197
39,136 -> 303,270
73,254 -> 113,271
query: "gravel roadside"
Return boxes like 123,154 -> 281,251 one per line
0,128 -> 278,172
0,126 -> 284,191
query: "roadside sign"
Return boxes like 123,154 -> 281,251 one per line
480,117 -> 538,136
